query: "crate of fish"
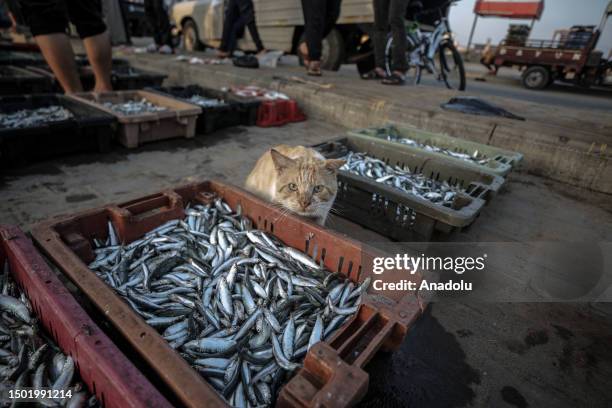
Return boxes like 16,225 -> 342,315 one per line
0,94 -> 116,166
0,50 -> 46,67
348,125 -> 524,177
67,90 -> 202,148
0,65 -> 54,95
31,180 -> 423,408
312,134 -> 506,241
0,225 -> 172,408
228,85 -> 306,127
148,84 -> 261,133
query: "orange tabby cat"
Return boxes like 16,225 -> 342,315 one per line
245,145 -> 345,225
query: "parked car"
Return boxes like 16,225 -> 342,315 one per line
171,0 -> 376,71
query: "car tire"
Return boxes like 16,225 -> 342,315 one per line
182,19 -> 203,52
298,28 -> 344,71
521,66 -> 551,90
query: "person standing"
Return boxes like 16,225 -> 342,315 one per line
299,0 -> 342,76
18,0 -> 113,93
217,0 -> 266,58
145,0 -> 174,54
363,0 -> 410,85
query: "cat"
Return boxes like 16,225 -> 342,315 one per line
245,145 -> 345,226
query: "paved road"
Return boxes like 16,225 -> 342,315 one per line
333,61 -> 612,112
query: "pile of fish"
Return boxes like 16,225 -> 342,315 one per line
187,95 -> 228,108
0,106 -> 73,129
102,98 -> 167,115
378,127 -> 490,165
89,198 -> 367,407
341,151 -> 461,206
0,261 -> 98,407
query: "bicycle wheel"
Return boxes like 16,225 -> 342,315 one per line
435,41 -> 466,90
384,34 -> 420,85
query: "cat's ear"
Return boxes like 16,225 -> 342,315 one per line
324,159 -> 345,173
270,149 -> 294,173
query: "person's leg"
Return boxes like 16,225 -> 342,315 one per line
238,0 -> 265,52
372,0 -> 390,72
153,0 -> 173,48
219,0 -> 239,55
35,34 -> 83,93
388,0 -> 409,74
67,0 -> 111,91
82,31 -> 112,91
19,0 -> 82,92
301,0 -> 325,61
144,0 -> 162,46
322,0 -> 341,39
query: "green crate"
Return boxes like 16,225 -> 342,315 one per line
348,125 -> 523,177
312,133 -> 506,241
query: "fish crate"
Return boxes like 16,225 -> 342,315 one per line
67,90 -> 202,148
312,134 -> 506,241
147,84 -> 261,134
109,65 -> 167,90
0,94 -> 116,166
0,65 -> 54,95
0,225 -> 172,408
0,50 -> 46,66
26,65 -> 96,92
227,85 -> 306,127
348,125 -> 524,177
31,180 -> 424,408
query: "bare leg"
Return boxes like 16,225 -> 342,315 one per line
83,30 -> 113,92
34,33 -> 82,93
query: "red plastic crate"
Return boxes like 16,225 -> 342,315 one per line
256,99 -> 306,127
228,85 -> 306,127
0,225 -> 172,408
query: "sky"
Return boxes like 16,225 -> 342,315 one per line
448,0 -> 612,55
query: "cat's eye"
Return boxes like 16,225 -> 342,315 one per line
313,185 -> 324,193
288,183 -> 298,191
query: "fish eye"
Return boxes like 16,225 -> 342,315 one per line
313,185 -> 324,193
288,183 -> 298,191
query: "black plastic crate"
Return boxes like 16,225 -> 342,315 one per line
25,65 -> 96,92
0,50 -> 46,66
0,65 -> 54,95
147,84 -> 260,134
0,94 -> 116,166
110,66 -> 166,90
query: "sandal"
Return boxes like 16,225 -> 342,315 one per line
307,60 -> 322,76
361,68 -> 386,80
298,42 -> 310,66
382,72 -> 405,85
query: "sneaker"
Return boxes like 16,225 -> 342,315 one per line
146,43 -> 157,53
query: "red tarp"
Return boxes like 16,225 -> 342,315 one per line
474,0 -> 544,19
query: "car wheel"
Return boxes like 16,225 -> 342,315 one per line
182,19 -> 203,52
521,66 -> 551,90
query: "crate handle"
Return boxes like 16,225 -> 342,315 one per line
278,294 -> 422,407
108,190 -> 185,242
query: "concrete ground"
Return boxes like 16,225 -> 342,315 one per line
1,117 -> 611,407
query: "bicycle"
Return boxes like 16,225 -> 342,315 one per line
384,0 -> 466,90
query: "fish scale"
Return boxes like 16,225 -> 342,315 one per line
89,198 -> 368,407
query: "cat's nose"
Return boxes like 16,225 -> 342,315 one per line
299,198 -> 311,209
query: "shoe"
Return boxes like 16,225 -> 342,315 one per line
146,43 -> 157,53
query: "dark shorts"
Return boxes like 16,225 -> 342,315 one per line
19,0 -> 106,38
